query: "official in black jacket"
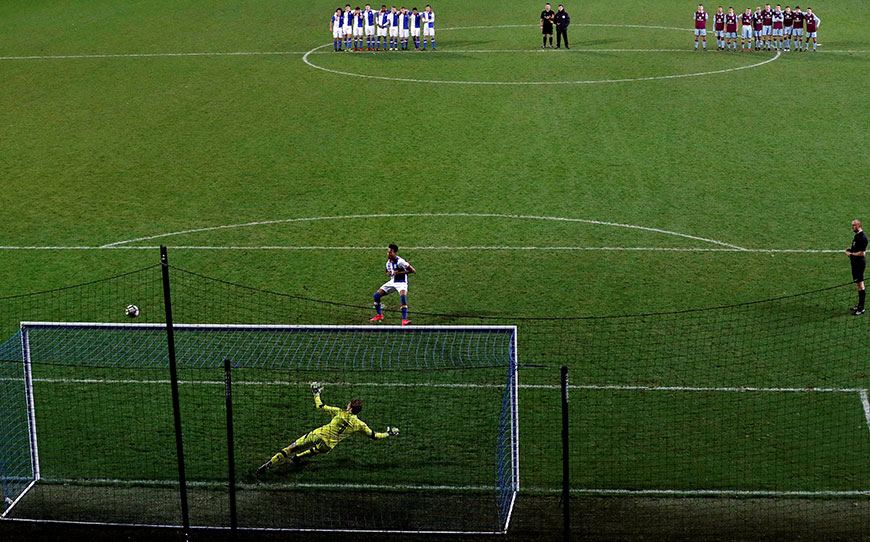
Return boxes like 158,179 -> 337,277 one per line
554,5 -> 571,49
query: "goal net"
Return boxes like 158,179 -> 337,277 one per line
0,322 -> 519,534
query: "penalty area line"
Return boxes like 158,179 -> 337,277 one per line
0,245 -> 843,253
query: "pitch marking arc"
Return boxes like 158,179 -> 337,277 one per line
302,23 -> 782,85
99,213 -> 747,250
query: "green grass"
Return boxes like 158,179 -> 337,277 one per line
2,0 -> 870,537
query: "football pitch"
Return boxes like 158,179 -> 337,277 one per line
2,0 -> 870,539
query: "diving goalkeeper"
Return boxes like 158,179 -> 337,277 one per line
257,382 -> 399,474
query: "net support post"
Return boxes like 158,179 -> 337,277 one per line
561,365 -> 570,542
161,246 -> 190,539
224,360 -> 238,535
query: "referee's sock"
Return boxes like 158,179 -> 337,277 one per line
859,289 -> 865,309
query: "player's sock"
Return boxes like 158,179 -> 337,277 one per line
695,39 -> 698,49
400,295 -> 408,320
374,292 -> 382,314
859,290 -> 866,309
431,38 -> 434,49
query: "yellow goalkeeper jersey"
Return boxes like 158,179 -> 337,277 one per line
311,395 -> 387,449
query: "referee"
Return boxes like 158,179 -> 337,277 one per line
846,219 -> 867,315
540,3 -> 555,48
554,4 -> 570,49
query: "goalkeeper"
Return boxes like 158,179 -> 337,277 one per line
257,382 -> 399,474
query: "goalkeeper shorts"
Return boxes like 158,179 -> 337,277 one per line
293,432 -> 332,455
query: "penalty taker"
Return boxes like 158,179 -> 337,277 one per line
257,382 -> 399,473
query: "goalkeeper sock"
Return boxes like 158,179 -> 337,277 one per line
400,294 -> 408,319
270,449 -> 290,465
296,449 -> 314,460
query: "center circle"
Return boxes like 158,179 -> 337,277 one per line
302,24 -> 780,85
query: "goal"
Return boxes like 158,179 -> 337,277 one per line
1,322 -> 519,534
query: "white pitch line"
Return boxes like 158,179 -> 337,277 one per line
11,377 -> 866,394
0,245 -> 843,253
567,488 -> 870,497
310,48 -> 698,54
0,47 -> 861,62
860,390 -> 870,434
0,24 -> 690,62
35,478 -> 870,497
304,44 -> 781,85
0,51 -> 308,61
98,212 -> 747,250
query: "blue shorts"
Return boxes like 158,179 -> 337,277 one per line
784,27 -> 793,35
715,30 -> 725,38
762,25 -> 772,36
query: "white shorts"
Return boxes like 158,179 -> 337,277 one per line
424,26 -> 435,37
379,281 -> 409,295
784,27 -> 793,35
389,26 -> 399,37
772,28 -> 784,36
694,29 -> 707,36
726,31 -> 737,38
343,25 -> 352,35
762,25 -> 772,36
754,29 -> 762,37
333,27 -> 343,39
377,26 -> 388,37
353,26 -> 364,37
793,28 -> 804,37
365,25 -> 375,36
411,27 -> 420,37
807,31 -> 817,38
742,27 -> 752,38
399,28 -> 410,38
715,30 -> 725,38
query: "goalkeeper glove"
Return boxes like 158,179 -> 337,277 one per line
310,381 -> 323,395
386,426 -> 400,437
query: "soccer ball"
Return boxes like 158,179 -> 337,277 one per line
125,304 -> 140,318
